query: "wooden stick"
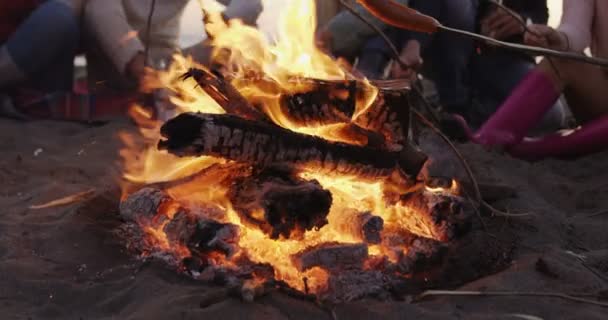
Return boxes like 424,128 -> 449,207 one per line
417,290 -> 608,308
30,189 -> 96,210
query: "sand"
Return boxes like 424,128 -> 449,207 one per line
1,117 -> 607,319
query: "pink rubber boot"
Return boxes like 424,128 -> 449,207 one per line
458,69 -> 560,147
509,115 -> 608,160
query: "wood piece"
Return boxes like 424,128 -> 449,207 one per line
292,243 -> 369,272
228,166 -> 332,240
181,68 -> 267,121
120,188 -> 241,260
398,191 -> 471,242
190,220 -> 241,258
354,79 -> 411,148
400,235 -> 446,274
119,188 -> 173,222
159,112 -> 421,180
334,210 -> 384,244
279,79 -> 357,126
323,270 -> 388,302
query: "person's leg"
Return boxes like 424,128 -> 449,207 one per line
542,59 -> 608,123
356,36 -> 393,79
1,0 -> 80,91
424,0 -> 477,114
507,60 -> 608,159
471,52 -> 566,130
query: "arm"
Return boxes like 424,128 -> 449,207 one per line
557,0 -> 594,52
85,0 -> 144,76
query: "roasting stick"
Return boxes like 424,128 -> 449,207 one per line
354,0 -> 608,68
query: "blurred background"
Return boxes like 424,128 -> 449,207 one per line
179,0 -> 564,47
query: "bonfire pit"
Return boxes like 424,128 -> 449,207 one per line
119,66 -> 477,302
118,1 -> 508,303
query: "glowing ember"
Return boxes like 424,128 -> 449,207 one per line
119,0 -> 469,300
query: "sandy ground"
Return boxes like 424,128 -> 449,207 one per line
1,118 -> 608,319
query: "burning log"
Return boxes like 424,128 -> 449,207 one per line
181,68 -> 267,121
335,210 -> 384,244
119,187 -> 172,223
383,231 -> 447,275
120,188 -> 241,260
354,79 -> 411,147
323,270 -> 387,302
190,219 -> 241,258
279,79 -> 358,126
398,191 -> 472,242
292,243 -> 369,272
159,112 -> 422,180
228,166 -> 332,239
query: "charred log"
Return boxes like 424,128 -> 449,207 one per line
354,79 -> 411,147
159,112 -> 422,180
279,79 -> 358,126
120,188 -> 241,260
382,230 -> 447,275
182,68 -> 267,121
119,187 -> 173,222
228,166 -> 332,240
398,191 -> 472,242
323,270 -> 388,302
292,243 -> 369,272
334,210 -> 384,244
190,220 -> 241,258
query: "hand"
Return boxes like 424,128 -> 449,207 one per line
480,8 -> 525,40
524,24 -> 569,51
391,40 -> 423,81
126,52 -> 146,82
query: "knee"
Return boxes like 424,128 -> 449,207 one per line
46,1 -> 81,43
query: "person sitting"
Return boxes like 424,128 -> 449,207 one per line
84,0 -> 263,94
386,0 -> 565,130
0,0 -> 84,119
460,0 -> 608,159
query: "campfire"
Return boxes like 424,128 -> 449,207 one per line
119,0 -> 474,302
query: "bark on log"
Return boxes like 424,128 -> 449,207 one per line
279,79 -> 358,126
119,188 -> 172,223
159,112 -> 421,180
120,188 -> 241,259
382,230 -> 447,275
354,79 -> 411,147
292,243 -> 369,272
334,210 -> 384,244
398,191 -> 472,242
323,270 -> 387,302
228,166 -> 332,240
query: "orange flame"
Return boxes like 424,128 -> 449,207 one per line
120,0 -> 459,293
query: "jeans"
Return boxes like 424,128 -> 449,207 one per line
5,0 -> 79,91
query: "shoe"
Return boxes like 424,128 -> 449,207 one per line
473,69 -> 559,146
509,115 -> 608,160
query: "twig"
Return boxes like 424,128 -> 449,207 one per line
412,109 -> 530,218
417,290 -> 608,308
144,0 -> 157,67
29,189 -> 97,210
